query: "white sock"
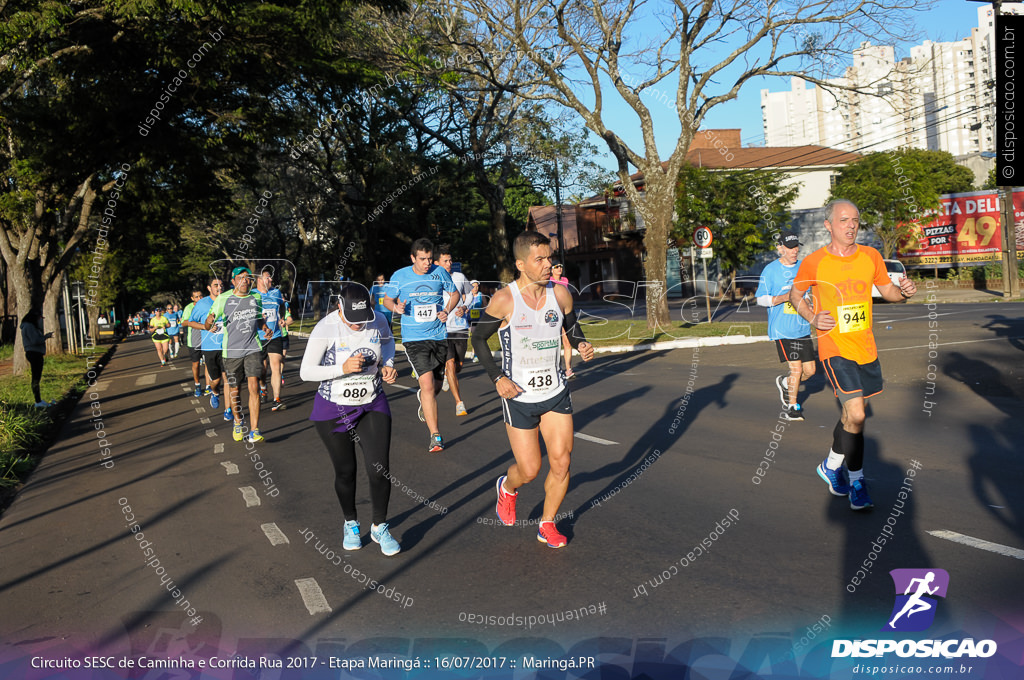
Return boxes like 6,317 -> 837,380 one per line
849,469 -> 865,483
826,450 -> 845,470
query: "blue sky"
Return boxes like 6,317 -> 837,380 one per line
582,0 -> 990,178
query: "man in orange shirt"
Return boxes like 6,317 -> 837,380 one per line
789,200 -> 917,510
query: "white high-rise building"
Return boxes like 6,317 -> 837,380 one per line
761,5 -> 1021,156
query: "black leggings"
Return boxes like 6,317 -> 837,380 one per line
313,411 -> 392,525
25,351 -> 44,402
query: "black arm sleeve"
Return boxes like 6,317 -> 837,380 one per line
562,309 -> 588,350
471,312 -> 505,382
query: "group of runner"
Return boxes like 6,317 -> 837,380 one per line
757,199 -> 917,511
145,198 -> 903,556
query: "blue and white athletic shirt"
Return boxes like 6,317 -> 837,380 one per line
444,270 -> 470,334
302,311 -> 395,406
192,296 -> 222,351
498,281 -> 566,404
384,264 -> 457,342
260,286 -> 287,339
166,310 -> 181,336
756,259 -> 812,340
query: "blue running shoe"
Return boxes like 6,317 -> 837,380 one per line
210,392 -> 220,409
817,461 -> 850,496
849,479 -> 874,510
371,523 -> 401,556
193,384 -> 202,398
343,520 -> 361,550
224,408 -> 233,421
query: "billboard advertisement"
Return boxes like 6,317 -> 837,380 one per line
898,189 -> 1024,266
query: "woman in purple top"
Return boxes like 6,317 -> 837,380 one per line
299,284 -> 402,556
549,259 -> 575,379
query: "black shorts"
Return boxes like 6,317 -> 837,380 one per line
189,346 -> 203,363
501,387 -> 573,430
823,356 -> 883,403
282,336 -> 290,350
224,352 -> 264,387
446,333 -> 468,373
404,340 -> 448,381
264,337 -> 284,355
202,350 -> 224,380
775,336 -> 815,363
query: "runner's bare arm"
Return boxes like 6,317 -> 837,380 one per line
789,283 -> 833,330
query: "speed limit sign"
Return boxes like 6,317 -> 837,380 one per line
692,226 -> 713,248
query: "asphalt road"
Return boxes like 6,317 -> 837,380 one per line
1,302 -> 1023,678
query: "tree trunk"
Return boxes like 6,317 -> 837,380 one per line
43,277 -> 64,355
637,172 -> 672,329
478,184 -> 513,282
7,259 -> 43,376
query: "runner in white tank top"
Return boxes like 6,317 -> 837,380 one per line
470,231 -> 594,548
499,280 -> 565,403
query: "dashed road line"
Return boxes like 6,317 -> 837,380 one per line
295,578 -> 332,615
214,443 -> 225,454
927,530 -> 1024,561
205,429 -> 217,437
239,487 -> 261,507
135,374 -> 156,386
221,461 -> 239,475
575,432 -> 618,446
261,523 -> 289,546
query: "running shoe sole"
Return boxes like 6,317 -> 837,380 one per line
371,525 -> 401,556
849,480 -> 874,510
782,408 -> 804,422
816,462 -> 850,496
776,375 -> 789,408
428,435 -> 443,453
271,400 -> 287,411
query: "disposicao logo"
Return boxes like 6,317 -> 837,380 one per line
884,568 -> 949,632
832,568 -> 997,659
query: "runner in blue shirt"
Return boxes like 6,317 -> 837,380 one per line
370,274 -> 393,326
756,229 -> 816,421
188,277 -> 232,421
165,303 -> 182,359
383,238 -> 460,452
256,268 -> 288,411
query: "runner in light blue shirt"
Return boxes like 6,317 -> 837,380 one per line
756,229 -> 816,421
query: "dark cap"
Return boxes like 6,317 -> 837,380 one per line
340,284 -> 375,324
778,230 -> 802,249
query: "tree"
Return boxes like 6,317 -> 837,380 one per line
981,167 -> 997,191
674,166 -> 798,297
0,0 -> 397,374
830,148 -> 974,257
443,0 -> 923,328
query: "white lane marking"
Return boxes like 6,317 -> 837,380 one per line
880,336 -> 1024,353
875,310 -> 971,324
388,383 -> 418,393
180,383 -> 190,387
200,417 -> 211,424
205,429 -> 217,437
239,486 -> 261,507
93,381 -> 111,391
221,461 -> 239,475
195,407 -> 206,414
295,578 -> 332,615
190,398 -> 200,405
135,374 -> 157,386
261,523 -> 290,546
214,443 -> 225,454
927,530 -> 1024,561
575,432 -> 618,446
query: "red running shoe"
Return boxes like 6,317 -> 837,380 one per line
495,475 -> 517,526
537,521 -> 567,548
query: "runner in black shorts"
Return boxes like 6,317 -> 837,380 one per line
383,239 -> 461,452
471,231 -> 594,548
434,245 -> 471,417
756,229 -> 816,421
790,200 -> 917,511
180,288 -> 205,397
